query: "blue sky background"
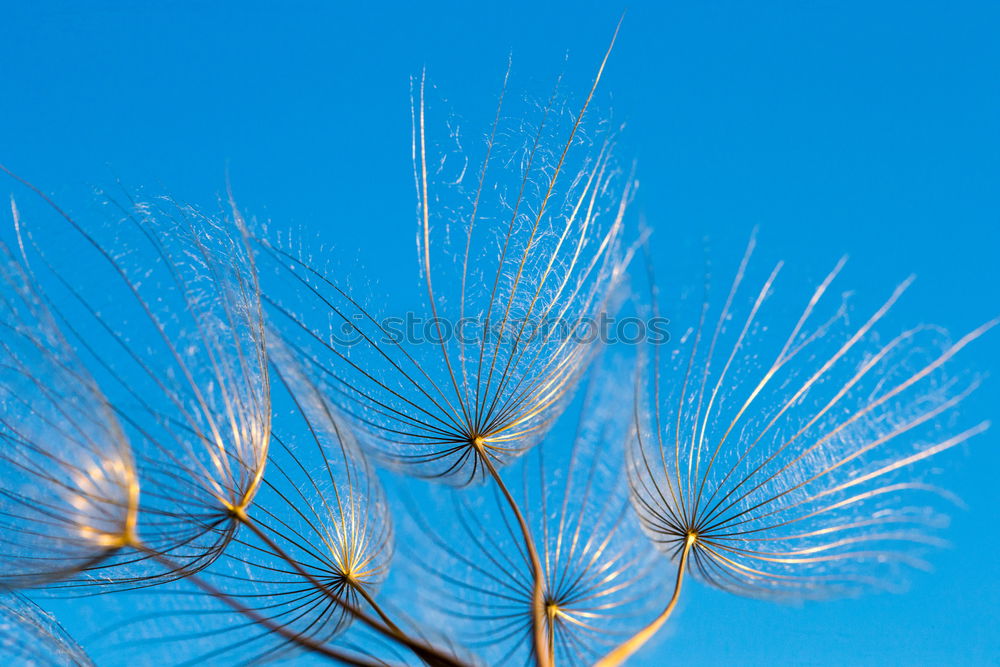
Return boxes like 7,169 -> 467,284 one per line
1,1 -> 998,664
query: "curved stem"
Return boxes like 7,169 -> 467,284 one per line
479,447 -> 552,667
595,534 -> 695,667
133,544 -> 384,667
235,511 -> 466,667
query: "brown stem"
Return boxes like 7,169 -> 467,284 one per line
353,582 -> 402,634
133,544 -> 384,667
478,446 -> 552,667
235,510 -> 466,667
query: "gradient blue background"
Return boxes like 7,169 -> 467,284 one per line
1,2 -> 998,664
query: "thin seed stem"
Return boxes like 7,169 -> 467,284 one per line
353,582 -> 402,634
234,511 -> 466,667
478,443 -> 552,667
595,533 -> 696,667
132,544 -> 385,667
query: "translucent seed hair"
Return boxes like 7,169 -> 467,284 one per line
0,218 -> 138,588
0,593 -> 93,666
261,39 -> 631,485
0,174 -> 269,581
629,237 -> 993,599
409,367 -> 665,666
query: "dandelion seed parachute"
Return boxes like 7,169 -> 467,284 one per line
0,593 -> 93,666
258,34 -> 630,667
0,227 -> 138,588
98,343 -> 398,666
601,236 -> 994,665
406,367 -> 665,666
1,175 -> 269,582
261,57 -> 631,485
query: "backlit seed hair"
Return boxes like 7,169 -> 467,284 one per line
99,343 -> 400,666
261,40 -> 630,485
0,592 -> 93,666
598,236 -> 994,665
0,173 -> 270,582
0,217 -> 138,588
410,367 -> 664,666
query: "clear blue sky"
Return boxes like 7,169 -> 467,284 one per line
2,1 -> 998,664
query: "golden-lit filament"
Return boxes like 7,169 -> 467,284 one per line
68,455 -> 139,550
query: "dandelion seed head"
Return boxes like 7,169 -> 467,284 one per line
0,233 -> 139,587
409,369 -> 666,665
263,70 -> 630,487
103,346 -> 394,665
1,184 -> 269,582
628,242 -> 991,600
